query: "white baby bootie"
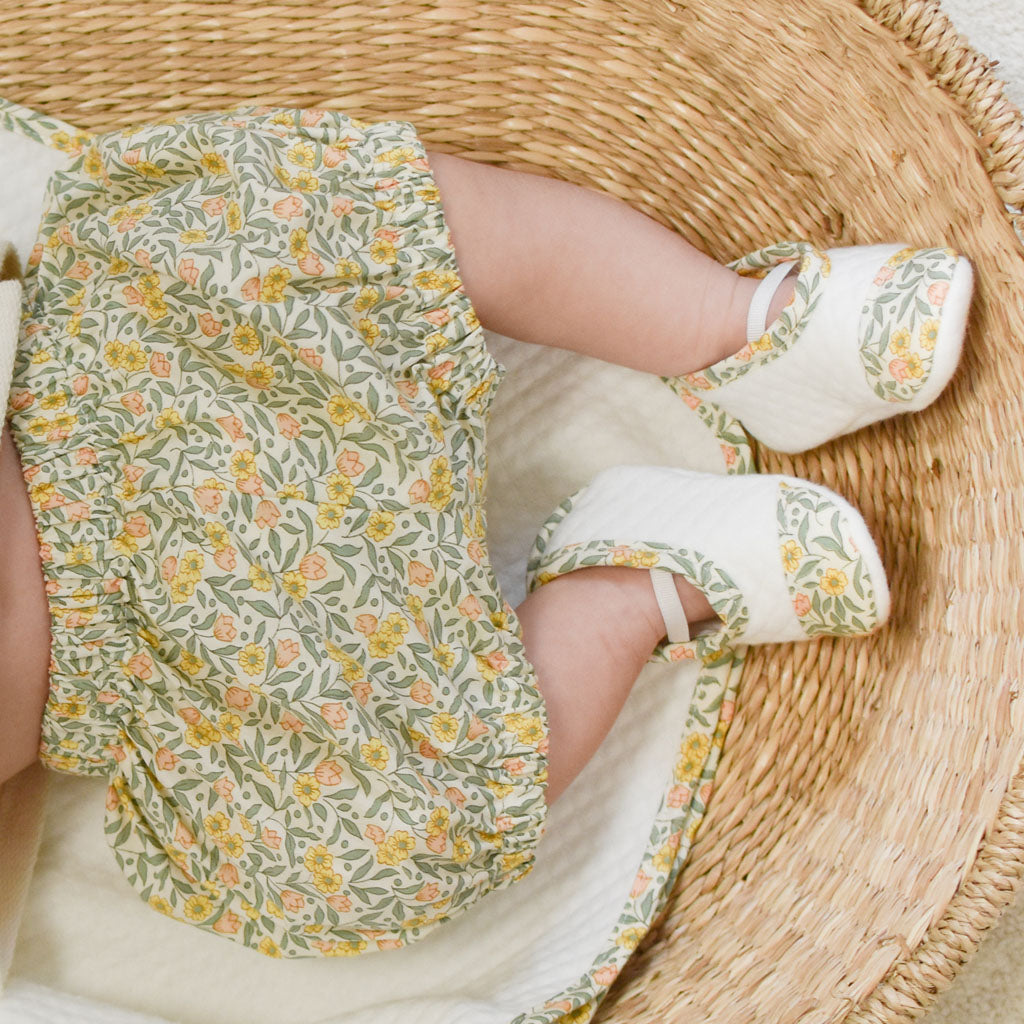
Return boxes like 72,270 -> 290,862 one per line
667,240 -> 974,454
526,465 -> 891,661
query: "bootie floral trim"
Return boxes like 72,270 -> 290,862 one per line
526,497 -> 749,664
777,481 -> 884,637
859,245 -> 962,403
663,240 -> 830,396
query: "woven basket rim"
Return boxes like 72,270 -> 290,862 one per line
829,4 -> 1024,1020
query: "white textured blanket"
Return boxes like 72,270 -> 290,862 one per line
0,118 -> 741,1024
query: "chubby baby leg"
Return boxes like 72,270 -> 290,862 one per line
426,149 -> 794,376
516,566 -> 716,804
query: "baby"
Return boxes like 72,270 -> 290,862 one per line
0,101 -> 972,959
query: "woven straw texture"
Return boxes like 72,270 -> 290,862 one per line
3,1 -> 1024,1021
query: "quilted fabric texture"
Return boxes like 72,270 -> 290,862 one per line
665,240 -> 972,453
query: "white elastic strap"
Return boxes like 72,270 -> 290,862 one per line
745,260 -> 798,345
649,569 -> 690,644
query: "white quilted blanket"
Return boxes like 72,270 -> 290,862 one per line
0,119 -> 740,1024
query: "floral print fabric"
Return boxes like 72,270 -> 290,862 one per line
858,246 -> 960,401
3,101 -> 550,958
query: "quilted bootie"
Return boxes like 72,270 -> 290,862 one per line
667,241 -> 973,454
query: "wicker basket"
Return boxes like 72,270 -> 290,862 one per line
4,1 -> 1024,1021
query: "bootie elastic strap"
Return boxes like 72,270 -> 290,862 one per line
650,568 -> 690,644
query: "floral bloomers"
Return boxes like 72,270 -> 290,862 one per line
4,103 -> 549,958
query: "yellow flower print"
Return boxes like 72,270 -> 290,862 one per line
327,938 -> 367,956
381,144 -> 417,168
292,170 -> 319,192
675,732 -> 712,784
200,152 -> 229,174
376,831 -> 415,865
616,926 -> 645,951
258,938 -> 282,959
889,328 -> 911,357
179,651 -> 203,675
83,147 -> 105,179
335,257 -> 360,279
248,563 -> 273,591
781,539 -> 803,573
433,643 -> 455,669
260,265 -> 292,302
358,318 -> 380,345
361,737 -> 390,771
819,568 -> 848,596
206,522 -> 230,551
277,483 -> 304,500
920,318 -> 940,351
227,201 -> 242,232
170,576 -> 196,604
508,715 -> 545,746
287,142 -> 316,168
218,712 -> 241,740
429,480 -> 454,511
328,393 -> 356,425
232,324 -> 261,354
313,870 -> 344,894
304,845 -> 333,874
486,779 -> 515,798
365,510 -> 395,541
289,227 -> 310,257
316,501 -> 347,530
204,812 -> 231,839
179,229 -> 208,243
452,837 -> 472,863
905,353 -> 924,378
380,612 -> 409,644
149,895 -> 175,917
406,593 -> 424,616
325,472 -> 355,504
183,894 -> 213,921
29,481 -> 55,506
367,632 -> 396,659
238,642 -> 267,676
104,339 -> 126,368
230,449 -> 257,480
39,391 -> 67,410
294,773 -> 322,807
353,285 -> 380,311
425,413 -> 445,441
887,247 -> 915,267
369,238 -> 397,265
282,571 -> 308,600
179,549 -> 205,581
426,807 -> 450,836
431,712 -> 459,744
66,543 -> 94,565
155,409 -> 183,429
185,717 -> 222,748
652,841 -> 678,873
751,332 -> 773,352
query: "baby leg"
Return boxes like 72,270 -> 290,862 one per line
426,150 -> 794,376
516,565 -> 716,805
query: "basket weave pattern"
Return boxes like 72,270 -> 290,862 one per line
3,1 -> 1024,1021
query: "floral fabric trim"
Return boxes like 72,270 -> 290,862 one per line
858,245 -> 961,401
776,481 -> 883,638
663,240 -> 830,397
